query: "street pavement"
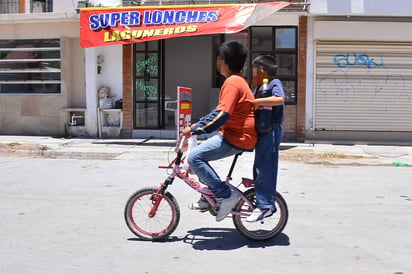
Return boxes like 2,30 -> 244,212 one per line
0,135 -> 411,166
1,135 -> 412,274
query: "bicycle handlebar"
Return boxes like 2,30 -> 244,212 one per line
174,135 -> 187,165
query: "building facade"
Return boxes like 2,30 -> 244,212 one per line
0,0 -> 308,141
1,0 -> 411,144
306,0 -> 412,144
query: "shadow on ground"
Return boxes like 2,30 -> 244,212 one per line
128,228 -> 290,250
183,227 -> 290,250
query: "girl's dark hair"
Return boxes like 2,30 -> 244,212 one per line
252,55 -> 278,77
218,40 -> 247,73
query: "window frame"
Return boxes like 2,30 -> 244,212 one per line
249,26 -> 298,105
31,0 -> 53,12
133,40 -> 165,129
0,38 -> 61,94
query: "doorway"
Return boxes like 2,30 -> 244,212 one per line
133,40 -> 165,129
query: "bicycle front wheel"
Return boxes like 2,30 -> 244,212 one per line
124,187 -> 180,241
233,188 -> 288,241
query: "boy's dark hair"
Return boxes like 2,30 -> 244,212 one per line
252,55 -> 278,77
218,40 -> 247,73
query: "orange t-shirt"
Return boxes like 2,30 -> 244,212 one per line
216,74 -> 257,150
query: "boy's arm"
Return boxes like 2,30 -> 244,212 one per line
254,96 -> 284,109
190,109 -> 230,135
254,79 -> 285,109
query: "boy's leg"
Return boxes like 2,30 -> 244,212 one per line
247,125 -> 283,222
187,134 -> 242,198
254,124 -> 283,210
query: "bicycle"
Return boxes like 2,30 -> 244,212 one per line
124,136 -> 288,241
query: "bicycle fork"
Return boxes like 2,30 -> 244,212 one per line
148,176 -> 174,218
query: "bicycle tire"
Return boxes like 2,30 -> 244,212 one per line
124,187 -> 180,241
232,188 -> 288,241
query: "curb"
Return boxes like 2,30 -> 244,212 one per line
1,137 -> 411,166
0,144 -> 408,167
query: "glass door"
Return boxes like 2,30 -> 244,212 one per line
133,40 -> 164,129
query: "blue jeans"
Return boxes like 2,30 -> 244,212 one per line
253,123 -> 283,210
187,134 -> 244,199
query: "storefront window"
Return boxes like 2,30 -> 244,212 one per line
251,27 -> 297,104
276,54 -> 296,76
275,28 -> 296,49
212,27 -> 298,104
251,26 -> 272,52
0,39 -> 61,94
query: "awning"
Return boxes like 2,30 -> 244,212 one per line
80,2 -> 290,48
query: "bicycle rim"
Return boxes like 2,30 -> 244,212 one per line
233,189 -> 288,241
124,187 -> 180,241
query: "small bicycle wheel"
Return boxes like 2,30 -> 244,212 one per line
233,188 -> 288,241
124,187 -> 180,241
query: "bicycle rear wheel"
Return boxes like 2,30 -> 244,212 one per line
124,187 -> 180,241
233,188 -> 288,241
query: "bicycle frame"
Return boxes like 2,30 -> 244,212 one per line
155,136 -> 255,217
125,135 -> 289,241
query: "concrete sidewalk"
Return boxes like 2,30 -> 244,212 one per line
0,135 -> 411,166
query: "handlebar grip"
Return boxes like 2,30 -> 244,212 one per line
175,151 -> 183,165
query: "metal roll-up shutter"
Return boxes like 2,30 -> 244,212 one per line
315,41 -> 412,131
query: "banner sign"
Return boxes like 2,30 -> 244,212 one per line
177,86 -> 192,138
80,2 -> 289,48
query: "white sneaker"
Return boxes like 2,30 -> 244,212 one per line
188,197 -> 209,211
245,208 -> 275,222
216,191 -> 240,222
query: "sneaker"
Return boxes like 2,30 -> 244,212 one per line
188,196 -> 209,211
245,208 -> 275,222
216,191 -> 240,222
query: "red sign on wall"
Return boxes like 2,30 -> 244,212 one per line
80,2 -> 289,48
177,86 -> 192,138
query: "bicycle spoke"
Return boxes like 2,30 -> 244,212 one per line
125,187 -> 180,240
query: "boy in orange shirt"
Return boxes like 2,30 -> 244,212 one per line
182,40 -> 257,222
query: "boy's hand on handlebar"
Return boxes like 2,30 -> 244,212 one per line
182,127 -> 192,138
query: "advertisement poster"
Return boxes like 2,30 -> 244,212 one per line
177,86 -> 192,138
80,2 -> 289,48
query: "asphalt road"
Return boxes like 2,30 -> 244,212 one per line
1,154 -> 411,274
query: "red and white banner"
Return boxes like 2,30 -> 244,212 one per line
80,2 -> 289,48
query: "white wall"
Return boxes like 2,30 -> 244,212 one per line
165,36 -> 213,121
83,45 -> 122,136
314,21 -> 412,41
53,0 -> 121,12
255,13 -> 299,26
310,0 -> 412,15
53,0 -> 79,12
96,45 -> 123,103
88,0 -> 122,6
